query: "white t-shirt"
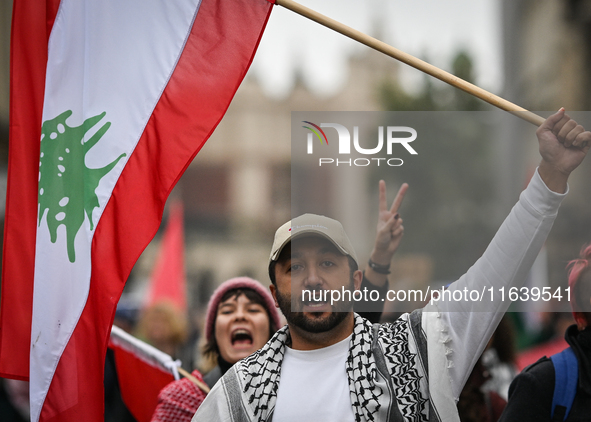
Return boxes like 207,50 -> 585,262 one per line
273,334 -> 355,422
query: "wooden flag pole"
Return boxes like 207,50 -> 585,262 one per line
178,366 -> 211,393
275,0 -> 545,127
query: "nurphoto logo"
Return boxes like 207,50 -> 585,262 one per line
302,121 -> 417,167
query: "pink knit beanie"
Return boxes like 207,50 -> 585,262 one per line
204,277 -> 282,343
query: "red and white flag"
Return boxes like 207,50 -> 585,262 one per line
0,0 -> 274,421
108,325 -> 181,422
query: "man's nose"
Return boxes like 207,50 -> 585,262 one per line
304,266 -> 322,287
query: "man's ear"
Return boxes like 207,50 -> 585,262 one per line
353,270 -> 363,291
269,284 -> 280,308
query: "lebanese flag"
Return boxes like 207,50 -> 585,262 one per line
0,0 -> 274,421
144,200 -> 187,313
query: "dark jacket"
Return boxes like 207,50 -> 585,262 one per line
499,325 -> 591,422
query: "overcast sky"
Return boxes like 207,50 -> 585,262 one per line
250,0 -> 503,99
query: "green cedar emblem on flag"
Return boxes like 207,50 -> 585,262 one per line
38,110 -> 126,263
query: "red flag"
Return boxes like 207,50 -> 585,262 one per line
0,0 -> 274,420
108,326 -> 179,422
144,201 -> 187,313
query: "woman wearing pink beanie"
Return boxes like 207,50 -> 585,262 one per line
201,276 -> 282,386
151,277 -> 282,422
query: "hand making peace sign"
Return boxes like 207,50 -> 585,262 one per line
370,180 -> 409,268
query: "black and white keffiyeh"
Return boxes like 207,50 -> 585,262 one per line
221,312 -> 452,422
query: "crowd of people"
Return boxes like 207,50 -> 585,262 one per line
144,109 -> 586,422
144,110 -> 591,421
188,109 -> 590,422
3,109 -> 588,421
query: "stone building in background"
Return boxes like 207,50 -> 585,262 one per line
133,47 -> 407,310
503,0 -> 591,111
1,1 -> 590,319
501,0 -> 591,290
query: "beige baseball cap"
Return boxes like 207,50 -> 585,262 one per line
269,213 -> 358,266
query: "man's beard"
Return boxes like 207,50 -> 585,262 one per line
274,277 -> 355,334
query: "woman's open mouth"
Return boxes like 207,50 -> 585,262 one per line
231,328 -> 253,346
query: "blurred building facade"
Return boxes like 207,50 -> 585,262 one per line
501,0 -> 591,288
503,0 -> 591,111
1,1 -> 591,315
133,47 -> 405,308
132,1 -> 591,311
